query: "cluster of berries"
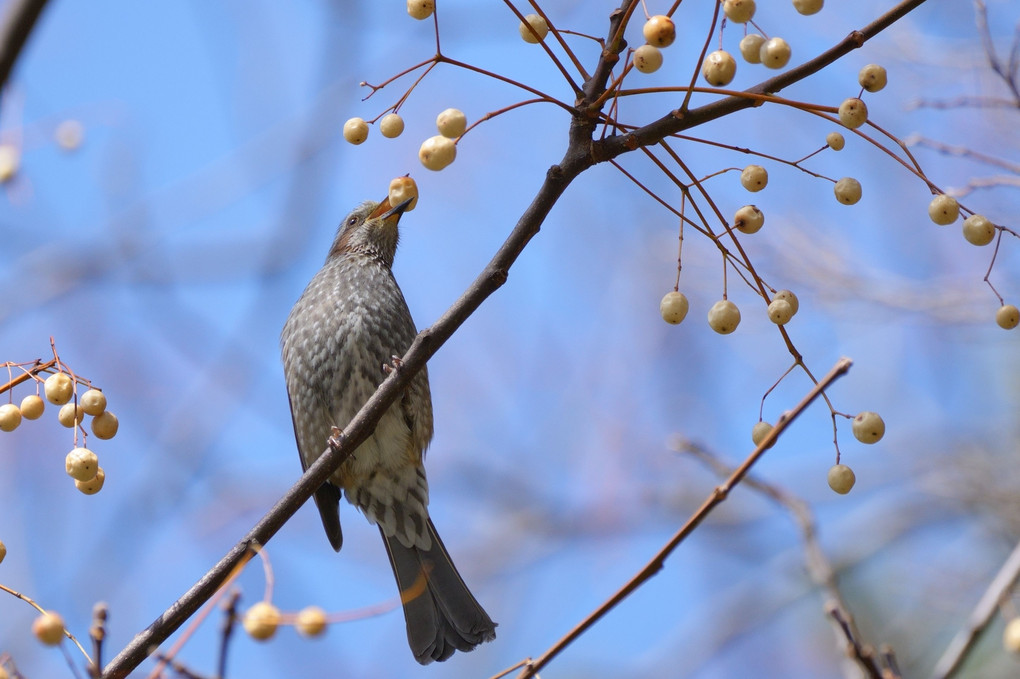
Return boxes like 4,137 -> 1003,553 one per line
0,371 -> 116,495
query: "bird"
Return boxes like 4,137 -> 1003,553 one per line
280,196 -> 496,663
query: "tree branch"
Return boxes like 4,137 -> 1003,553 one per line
0,0 -> 49,96
512,358 -> 853,679
594,0 -> 931,160
931,538 -> 1020,679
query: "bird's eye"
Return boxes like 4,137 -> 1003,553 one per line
346,216 -> 358,227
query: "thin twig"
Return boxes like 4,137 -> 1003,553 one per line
828,605 -> 885,679
678,441 -> 882,678
931,538 -> 1020,679
88,602 -> 109,678
216,590 -> 240,679
511,358 -> 853,679
593,0 -> 931,161
0,0 -> 50,96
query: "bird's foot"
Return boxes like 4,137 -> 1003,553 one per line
327,426 -> 346,453
382,355 -> 403,374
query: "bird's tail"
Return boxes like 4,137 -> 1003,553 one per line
380,518 -> 496,664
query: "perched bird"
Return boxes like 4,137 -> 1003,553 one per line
281,197 -> 496,663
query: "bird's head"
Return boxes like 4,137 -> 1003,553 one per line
327,196 -> 414,267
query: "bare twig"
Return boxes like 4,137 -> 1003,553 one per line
828,605 -> 887,679
217,590 -> 241,679
142,549 -> 253,679
0,0 -> 49,96
975,0 -> 1020,105
593,0 -> 931,160
88,602 -> 109,678
931,538 -> 1020,679
511,358 -> 853,679
680,441 -> 899,679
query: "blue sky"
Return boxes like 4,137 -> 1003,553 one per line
2,1 -> 1019,678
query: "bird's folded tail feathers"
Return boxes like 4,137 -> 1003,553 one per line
312,482 -> 344,552
381,518 -> 496,664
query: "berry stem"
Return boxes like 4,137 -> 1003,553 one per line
501,1 -> 586,91
759,361 -> 799,421
983,229 -> 1007,305
0,583 -> 92,661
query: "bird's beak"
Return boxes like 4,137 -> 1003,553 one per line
370,197 -> 414,222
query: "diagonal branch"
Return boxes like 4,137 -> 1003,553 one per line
931,538 -> 1020,679
593,0 -> 931,161
511,358 -> 853,679
0,0 -> 49,96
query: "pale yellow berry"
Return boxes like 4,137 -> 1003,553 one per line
633,44 -> 663,73
44,373 -> 74,405
793,0 -> 824,15
751,421 -> 774,448
774,289 -> 799,315
851,411 -> 885,444
827,464 -> 855,494
406,0 -> 434,20
0,662 -> 8,679
79,389 -> 107,416
91,411 -> 119,440
244,601 -> 282,641
962,214 -> 995,246
20,394 -> 44,419
296,605 -> 329,637
342,117 -> 368,145
767,299 -> 794,325
0,540 -> 6,564
826,131 -> 845,150
55,120 -> 85,150
519,14 -> 548,43
739,34 -> 765,64
740,165 -> 768,192
838,98 -> 868,129
833,177 -> 862,205
32,611 -> 65,645
707,300 -> 741,334
436,108 -> 467,138
58,402 -> 85,428
388,176 -> 419,212
75,467 -> 106,495
0,145 -> 19,183
927,194 -> 959,225
858,64 -> 887,92
642,15 -> 675,47
702,50 -> 737,87
379,113 -> 405,139
1004,617 -> 1020,653
759,37 -> 791,69
734,204 -> 764,234
996,304 -> 1020,330
660,291 -> 690,325
723,0 -> 755,24
418,135 -> 456,171
66,447 -> 99,482
0,404 -> 21,432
